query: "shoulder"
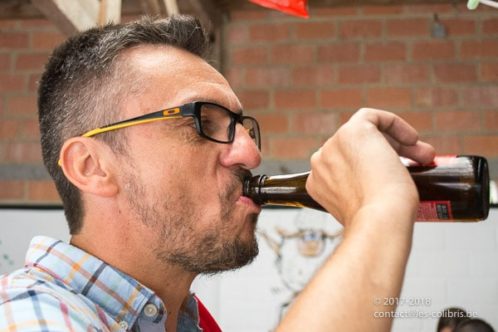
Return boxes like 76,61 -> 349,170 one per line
0,268 -> 111,331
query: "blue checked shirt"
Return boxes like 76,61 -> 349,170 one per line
0,236 -> 203,331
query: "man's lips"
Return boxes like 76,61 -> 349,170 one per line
238,195 -> 262,213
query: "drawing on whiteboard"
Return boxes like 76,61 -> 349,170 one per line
258,209 -> 343,323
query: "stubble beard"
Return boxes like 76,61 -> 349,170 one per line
123,167 -> 259,275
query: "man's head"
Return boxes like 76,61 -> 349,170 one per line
38,16 -> 262,274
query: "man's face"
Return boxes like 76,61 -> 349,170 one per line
115,45 -> 262,274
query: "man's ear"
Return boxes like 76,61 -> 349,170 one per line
59,137 -> 119,197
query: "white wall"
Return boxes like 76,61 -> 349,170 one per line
1,208 -> 497,331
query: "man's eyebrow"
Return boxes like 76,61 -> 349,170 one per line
186,97 -> 244,115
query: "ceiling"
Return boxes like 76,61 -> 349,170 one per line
0,0 -> 460,21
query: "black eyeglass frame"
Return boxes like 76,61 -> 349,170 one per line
80,101 -> 261,150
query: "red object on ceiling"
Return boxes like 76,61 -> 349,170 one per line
249,0 -> 309,18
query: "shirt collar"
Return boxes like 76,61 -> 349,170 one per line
24,236 -> 177,329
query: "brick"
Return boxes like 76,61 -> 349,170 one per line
404,3 -> 454,13
365,42 -> 406,61
339,111 -> 356,125
480,63 -> 498,82
27,180 -> 60,202
250,23 -> 289,42
236,90 -> 270,110
434,64 -> 477,83
225,67 -> 245,88
362,5 -> 403,15
271,44 -> 314,65
461,40 -> 498,59
386,19 -> 428,37
227,25 -> 249,45
0,73 -> 26,92
338,64 -> 381,84
292,65 -> 335,86
6,95 -> 37,116
0,120 -> 20,140
462,87 -> 498,107
295,22 -> 336,39
29,73 -> 42,92
0,54 -> 11,71
19,119 -> 40,140
275,90 -> 316,110
397,111 -> 433,132
483,111 -> 498,130
0,180 -> 24,200
412,41 -> 455,60
384,64 -> 430,84
317,43 -> 360,63
414,88 -> 458,108
366,87 -> 412,109
339,20 -> 382,38
320,89 -> 363,110
231,9 -> 269,21
231,47 -> 268,65
245,67 -> 290,87
0,20 -> 18,29
270,137 -> 320,159
32,31 -> 65,50
257,113 -> 289,134
5,142 -> 42,163
463,136 -> 498,157
313,6 -> 357,16
15,53 -> 49,71
483,18 -> 498,34
291,111 -> 338,135
444,19 -> 476,36
19,18 -> 54,29
421,135 -> 461,154
260,134 -> 270,155
434,111 -> 481,132
0,32 -> 29,49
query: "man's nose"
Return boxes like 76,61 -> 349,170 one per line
219,123 -> 261,169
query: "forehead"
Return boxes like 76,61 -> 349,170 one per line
121,45 -> 240,112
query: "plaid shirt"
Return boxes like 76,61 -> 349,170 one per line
0,236 -> 205,331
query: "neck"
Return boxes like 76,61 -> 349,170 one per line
70,212 -> 198,329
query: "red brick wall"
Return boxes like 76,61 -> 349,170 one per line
0,3 -> 497,204
225,3 -> 498,177
0,19 -> 64,203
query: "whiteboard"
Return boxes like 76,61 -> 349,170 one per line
0,208 -> 69,273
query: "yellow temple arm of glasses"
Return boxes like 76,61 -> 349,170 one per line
82,115 -> 182,138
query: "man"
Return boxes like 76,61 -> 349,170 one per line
0,16 -> 435,331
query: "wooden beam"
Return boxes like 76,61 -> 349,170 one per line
99,0 -> 122,24
31,0 -> 99,35
139,0 -> 163,16
163,0 -> 179,16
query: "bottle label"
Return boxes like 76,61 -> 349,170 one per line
417,201 -> 453,221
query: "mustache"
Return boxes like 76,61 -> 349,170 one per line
223,167 -> 253,201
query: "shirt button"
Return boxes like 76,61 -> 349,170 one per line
144,303 -> 159,318
119,321 -> 129,330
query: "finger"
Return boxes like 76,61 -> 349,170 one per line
352,108 -> 419,146
397,140 -> 436,165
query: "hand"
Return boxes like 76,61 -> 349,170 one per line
305,108 -> 435,226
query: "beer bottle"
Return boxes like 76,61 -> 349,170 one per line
243,155 -> 490,222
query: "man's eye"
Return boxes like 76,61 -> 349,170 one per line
201,118 -> 220,135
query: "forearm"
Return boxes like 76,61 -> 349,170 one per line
276,205 -> 414,332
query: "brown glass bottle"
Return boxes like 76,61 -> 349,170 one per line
243,155 -> 490,222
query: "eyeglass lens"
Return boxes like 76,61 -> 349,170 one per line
199,104 -> 260,148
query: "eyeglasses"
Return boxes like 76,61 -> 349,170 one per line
81,101 -> 261,150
